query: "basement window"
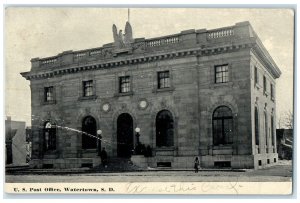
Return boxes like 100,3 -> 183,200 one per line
157,162 -> 171,167
81,163 -> 93,168
42,164 -> 54,169
214,161 -> 231,168
258,160 -> 262,166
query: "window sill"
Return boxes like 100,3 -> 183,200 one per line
255,83 -> 262,90
81,148 -> 97,153
211,81 -> 233,89
264,91 -> 269,97
114,91 -> 134,97
78,95 -> 98,101
155,146 -> 175,151
43,149 -> 57,154
152,87 -> 175,93
212,144 -> 233,149
43,100 -> 56,105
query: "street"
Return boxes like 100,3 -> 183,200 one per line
6,160 -> 292,183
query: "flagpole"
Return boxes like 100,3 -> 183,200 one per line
128,8 -> 130,22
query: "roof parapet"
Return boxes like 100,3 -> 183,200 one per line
25,21 -> 281,79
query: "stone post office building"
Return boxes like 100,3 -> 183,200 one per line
21,21 -> 281,169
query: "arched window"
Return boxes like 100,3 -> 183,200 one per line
213,106 -> 233,145
156,110 -> 174,147
255,107 -> 260,146
44,121 -> 56,151
82,116 -> 97,149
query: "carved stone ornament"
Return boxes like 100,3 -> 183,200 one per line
161,100 -> 167,108
102,103 -> 111,112
112,22 -> 134,49
85,107 -> 91,114
121,103 -> 127,109
139,99 -> 148,110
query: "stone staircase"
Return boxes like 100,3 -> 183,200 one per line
96,157 -> 144,172
6,158 -> 144,175
5,164 -> 30,172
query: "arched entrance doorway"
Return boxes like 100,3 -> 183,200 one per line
117,113 -> 134,157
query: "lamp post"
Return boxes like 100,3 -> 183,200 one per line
135,127 -> 141,145
97,130 -> 102,156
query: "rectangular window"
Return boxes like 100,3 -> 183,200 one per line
271,115 -> 275,146
264,112 -> 268,147
271,83 -> 274,98
119,76 -> 130,93
83,80 -> 94,97
255,108 -> 260,146
44,86 -> 54,102
254,67 -> 259,84
263,76 -> 267,92
157,71 -> 170,89
215,64 -> 229,83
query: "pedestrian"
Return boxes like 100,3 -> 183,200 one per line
194,157 -> 200,173
100,147 -> 108,168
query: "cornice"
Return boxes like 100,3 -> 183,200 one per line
21,42 -> 253,81
251,42 -> 282,79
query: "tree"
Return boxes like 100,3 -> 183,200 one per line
278,110 -> 294,129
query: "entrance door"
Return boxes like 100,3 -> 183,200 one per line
117,113 -> 134,157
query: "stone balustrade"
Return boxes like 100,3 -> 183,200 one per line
146,36 -> 179,47
74,52 -> 87,59
207,27 -> 234,39
89,49 -> 102,55
40,57 -> 58,66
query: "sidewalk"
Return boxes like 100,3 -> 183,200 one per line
6,160 -> 291,175
6,165 -> 249,175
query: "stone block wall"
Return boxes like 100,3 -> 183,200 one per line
30,55 -> 200,168
197,48 -> 253,167
250,51 -> 278,168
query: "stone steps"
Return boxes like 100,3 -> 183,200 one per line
96,157 -> 142,171
5,164 -> 30,172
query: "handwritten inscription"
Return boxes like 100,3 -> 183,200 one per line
126,182 -> 242,194
156,183 -> 197,193
126,183 -> 197,194
201,182 -> 242,194
126,183 -> 147,193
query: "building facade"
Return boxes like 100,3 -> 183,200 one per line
21,21 -> 281,169
5,117 -> 27,166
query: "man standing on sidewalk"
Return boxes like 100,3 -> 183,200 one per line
194,157 -> 200,173
100,147 -> 108,168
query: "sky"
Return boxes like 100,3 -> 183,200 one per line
4,8 -> 294,126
